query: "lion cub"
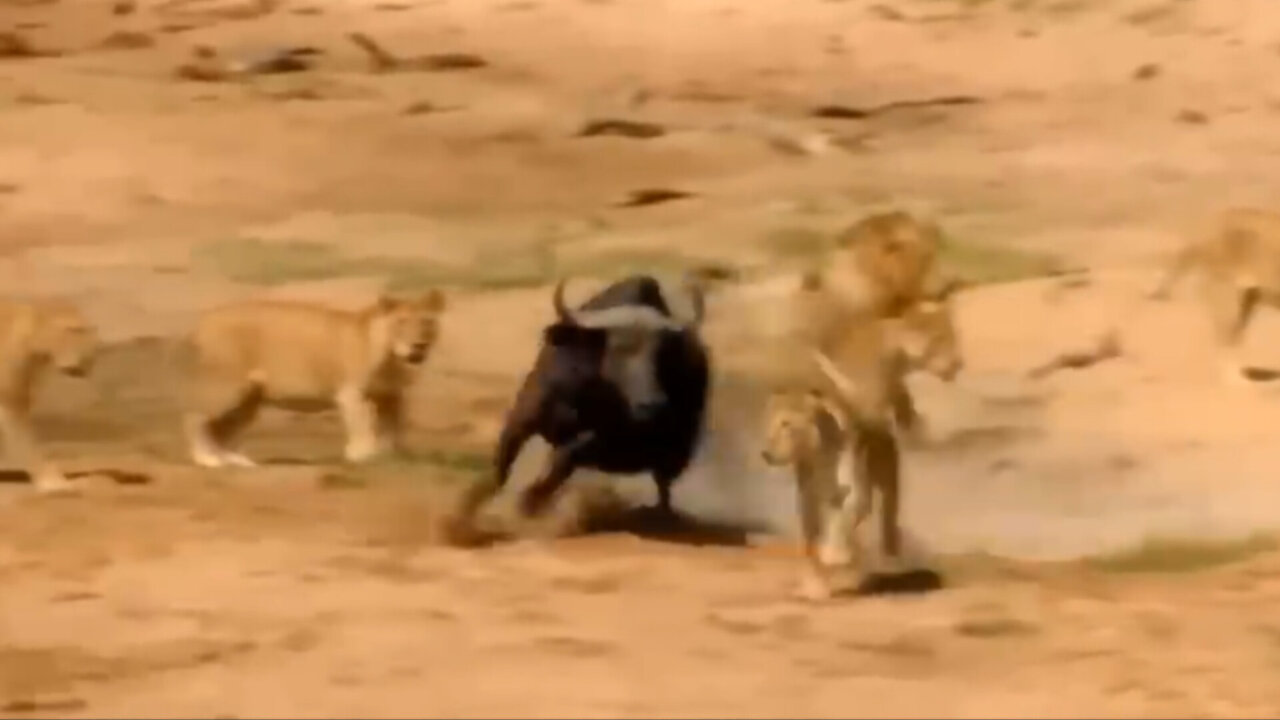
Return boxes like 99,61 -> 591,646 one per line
0,297 -> 98,493
761,387 -> 858,600
183,291 -> 445,468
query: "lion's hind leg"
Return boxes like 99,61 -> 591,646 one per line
1202,277 -> 1260,386
185,377 -> 263,468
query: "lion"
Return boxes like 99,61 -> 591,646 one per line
819,209 -> 946,318
794,266 -> 964,445
760,287 -> 964,600
182,290 -> 445,468
0,297 -> 98,493
1148,207 -> 1280,384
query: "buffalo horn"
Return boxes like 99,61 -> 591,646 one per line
551,278 -> 576,324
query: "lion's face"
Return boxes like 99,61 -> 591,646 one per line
895,295 -> 963,382
35,304 -> 98,377
837,211 -> 942,305
761,391 -> 816,466
375,289 -> 446,366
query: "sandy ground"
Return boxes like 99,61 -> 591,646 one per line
6,0 -> 1280,715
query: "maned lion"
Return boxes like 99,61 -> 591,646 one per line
0,297 -> 98,493
795,267 -> 964,444
1148,207 -> 1280,383
182,290 -> 445,468
820,209 -> 946,318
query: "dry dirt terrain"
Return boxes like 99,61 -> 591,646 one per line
8,0 -> 1280,716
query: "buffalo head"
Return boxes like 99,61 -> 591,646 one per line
544,276 -> 705,421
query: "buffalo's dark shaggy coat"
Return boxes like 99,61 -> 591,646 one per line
462,275 -> 712,519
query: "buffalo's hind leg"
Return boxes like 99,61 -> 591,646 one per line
655,472 -> 676,516
638,469 -> 684,530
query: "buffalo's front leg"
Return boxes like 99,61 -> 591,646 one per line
458,415 -> 535,517
519,432 -> 595,517
440,409 -> 538,546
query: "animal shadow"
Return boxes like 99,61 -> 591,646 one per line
580,506 -> 756,547
256,456 -> 326,467
922,425 -> 1039,456
0,468 -> 152,486
853,567 -> 946,597
1242,366 -> 1280,382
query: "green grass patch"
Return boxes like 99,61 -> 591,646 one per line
194,239 -> 347,286
560,247 -> 706,278
410,448 -> 490,473
383,247 -> 555,293
195,238 -> 555,291
758,224 -> 1063,286
761,226 -> 830,259
1084,534 -> 1278,574
198,228 -> 1062,293
938,234 -> 1063,285
195,238 -> 705,292
953,616 -> 1039,638
321,447 -> 490,490
358,447 -> 490,474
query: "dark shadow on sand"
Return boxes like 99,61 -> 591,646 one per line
1243,366 -> 1280,382
854,567 -> 946,597
441,503 -> 766,550
0,468 -> 152,485
579,506 -> 763,547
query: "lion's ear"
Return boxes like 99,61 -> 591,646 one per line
376,294 -> 401,312
419,288 -> 446,312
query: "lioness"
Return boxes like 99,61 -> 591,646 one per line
183,290 -> 445,468
820,209 -> 946,318
0,297 -> 98,493
1148,207 -> 1280,383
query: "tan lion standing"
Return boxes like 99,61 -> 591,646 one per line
761,277 -> 964,600
1148,207 -> 1280,384
0,297 -> 98,493
182,291 -> 445,468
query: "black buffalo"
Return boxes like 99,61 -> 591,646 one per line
455,274 -> 712,525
